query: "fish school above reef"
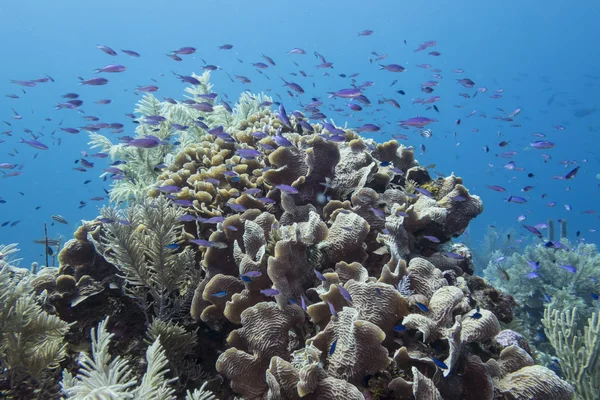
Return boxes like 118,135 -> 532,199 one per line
0,75 -> 575,400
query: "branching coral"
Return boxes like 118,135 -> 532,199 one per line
61,317 -> 215,400
483,239 -> 600,352
0,263 -> 71,397
542,303 -> 600,400
92,196 -> 200,321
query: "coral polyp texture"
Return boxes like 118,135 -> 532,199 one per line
0,81 -> 575,399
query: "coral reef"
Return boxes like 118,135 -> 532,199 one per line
0,76 -> 576,399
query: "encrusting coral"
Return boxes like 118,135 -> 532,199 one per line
2,75 -> 576,399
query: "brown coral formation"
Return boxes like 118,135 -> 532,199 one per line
53,109 -> 572,399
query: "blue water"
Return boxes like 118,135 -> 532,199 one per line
1,0 -> 598,266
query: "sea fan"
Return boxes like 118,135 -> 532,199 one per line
92,196 -> 200,321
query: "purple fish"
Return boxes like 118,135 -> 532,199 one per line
236,149 -> 262,159
97,44 -> 117,56
380,64 -> 406,72
486,185 -> 507,192
197,239 -> 227,248
281,78 -> 304,93
327,301 -> 338,318
261,288 -> 280,296
444,252 -> 465,260
507,196 -> 527,204
20,138 -> 48,150
526,272 -> 539,279
423,235 -> 440,243
457,78 -> 476,88
314,269 -> 327,282
136,85 -> 159,93
338,285 -> 353,303
415,187 -> 433,198
278,103 -> 292,128
275,184 -> 298,194
356,123 -> 380,132
127,137 -> 164,148
522,224 -> 543,237
95,64 -> 126,73
205,216 -> 225,224
527,261 -> 540,270
227,202 -> 247,212
10,80 -> 36,87
273,135 -> 293,147
370,207 -> 385,219
398,117 -> 437,128
174,46 -> 196,55
328,88 -> 362,99
81,77 -> 109,86
530,141 -> 555,149
157,185 -> 181,193
121,49 -> 140,57
189,102 -> 214,112
565,166 -> 579,180
172,199 -> 194,207
241,271 -> 262,278
559,265 -> 577,273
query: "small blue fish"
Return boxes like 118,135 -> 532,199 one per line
329,339 -> 337,356
212,291 -> 227,298
416,302 -> 429,312
471,306 -> 482,319
393,324 -> 407,332
338,285 -> 353,303
423,235 -> 440,243
314,269 -> 327,282
431,357 -> 448,369
328,301 -> 338,318
542,293 -> 552,303
165,243 -> 179,250
591,293 -> 599,300
260,288 -> 280,297
559,265 -> 577,274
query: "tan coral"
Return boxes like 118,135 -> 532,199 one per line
308,307 -> 391,383
497,345 -> 534,375
335,261 -> 369,283
267,235 -> 315,309
406,258 -> 447,297
266,356 -> 364,400
319,211 -> 370,266
344,279 -> 409,333
495,365 -> 574,400
216,302 -> 305,399
460,309 -> 501,343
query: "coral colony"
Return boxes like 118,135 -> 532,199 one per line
1,71 -> 597,400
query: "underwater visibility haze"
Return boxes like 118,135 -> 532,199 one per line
0,0 -> 599,399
